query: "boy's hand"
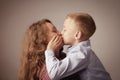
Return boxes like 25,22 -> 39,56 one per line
47,34 -> 63,52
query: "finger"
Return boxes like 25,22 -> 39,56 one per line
54,35 -> 60,42
57,39 -> 63,48
50,34 -> 57,42
55,36 -> 60,43
56,36 -> 63,44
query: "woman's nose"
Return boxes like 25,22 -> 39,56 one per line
61,30 -> 64,35
57,31 -> 62,36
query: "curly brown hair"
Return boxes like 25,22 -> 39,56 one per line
19,19 -> 52,80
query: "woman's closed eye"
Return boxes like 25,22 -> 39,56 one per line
52,30 -> 57,33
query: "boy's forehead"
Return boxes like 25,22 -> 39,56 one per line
64,18 -> 73,23
64,18 -> 76,27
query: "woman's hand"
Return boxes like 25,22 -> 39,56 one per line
47,34 -> 63,52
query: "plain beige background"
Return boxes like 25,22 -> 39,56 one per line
0,0 -> 120,80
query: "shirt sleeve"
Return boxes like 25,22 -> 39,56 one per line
45,49 -> 88,80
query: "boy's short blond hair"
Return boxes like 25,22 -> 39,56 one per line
67,13 -> 96,40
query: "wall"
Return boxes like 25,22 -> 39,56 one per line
0,0 -> 120,80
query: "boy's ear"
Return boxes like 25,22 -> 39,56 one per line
74,31 -> 82,40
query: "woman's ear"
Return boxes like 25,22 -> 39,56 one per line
74,31 -> 82,40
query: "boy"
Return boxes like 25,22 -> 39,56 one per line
45,13 -> 111,80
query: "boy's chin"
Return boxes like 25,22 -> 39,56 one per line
63,40 -> 71,45
64,42 -> 70,45
63,41 -> 67,45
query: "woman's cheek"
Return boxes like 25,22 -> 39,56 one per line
47,35 -> 52,42
48,33 -> 56,42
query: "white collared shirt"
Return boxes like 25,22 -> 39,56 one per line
45,40 -> 111,80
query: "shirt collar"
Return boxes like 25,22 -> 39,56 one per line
67,40 -> 91,52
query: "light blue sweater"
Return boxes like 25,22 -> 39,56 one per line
45,40 -> 111,80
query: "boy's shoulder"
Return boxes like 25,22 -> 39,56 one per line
67,40 -> 92,55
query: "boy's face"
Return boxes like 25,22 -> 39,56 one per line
61,18 -> 78,45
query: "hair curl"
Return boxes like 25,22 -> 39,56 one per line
19,19 -> 52,80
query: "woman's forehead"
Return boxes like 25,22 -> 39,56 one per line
46,22 -> 57,30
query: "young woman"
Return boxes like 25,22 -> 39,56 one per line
19,19 -> 64,80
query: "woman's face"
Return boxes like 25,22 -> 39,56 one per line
46,22 -> 59,42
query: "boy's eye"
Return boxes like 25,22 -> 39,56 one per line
64,29 -> 66,32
